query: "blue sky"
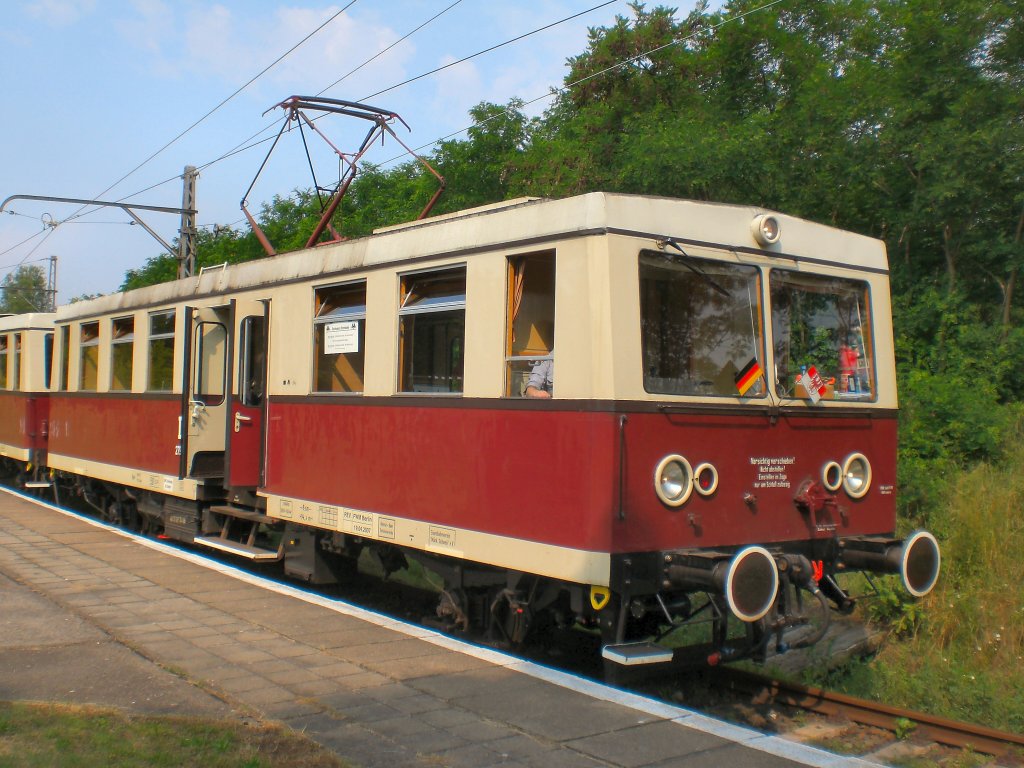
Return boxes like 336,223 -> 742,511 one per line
0,0 -> 701,303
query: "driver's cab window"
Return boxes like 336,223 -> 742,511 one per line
639,250 -> 765,398
506,252 -> 555,398
770,271 -> 875,401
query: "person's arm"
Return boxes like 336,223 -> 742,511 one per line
525,360 -> 552,398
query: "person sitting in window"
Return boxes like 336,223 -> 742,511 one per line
525,357 -> 553,398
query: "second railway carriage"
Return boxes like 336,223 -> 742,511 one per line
47,192 -> 939,664
0,312 -> 54,484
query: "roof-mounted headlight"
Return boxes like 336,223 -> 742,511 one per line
751,214 -> 781,247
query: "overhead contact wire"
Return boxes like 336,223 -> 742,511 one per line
183,0 -> 624,194
54,0 -> 362,232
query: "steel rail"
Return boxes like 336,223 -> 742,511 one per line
718,668 -> 1024,758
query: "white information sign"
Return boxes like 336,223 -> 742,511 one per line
324,321 -> 359,355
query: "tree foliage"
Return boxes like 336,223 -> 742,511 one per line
1,265 -> 49,313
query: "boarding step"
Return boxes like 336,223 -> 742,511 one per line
23,481 -> 52,489
207,504 -> 272,523
601,642 -> 674,666
193,535 -> 282,561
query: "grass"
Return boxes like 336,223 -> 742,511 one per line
0,702 -> 349,768
800,439 -> 1024,735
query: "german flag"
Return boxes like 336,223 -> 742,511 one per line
734,357 -> 764,396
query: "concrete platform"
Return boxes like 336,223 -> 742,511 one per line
0,488 -> 880,768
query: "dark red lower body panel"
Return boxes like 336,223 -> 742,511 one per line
262,399 -> 897,556
0,391 -> 49,453
48,394 -> 181,476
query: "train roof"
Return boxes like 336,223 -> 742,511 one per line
55,192 -> 888,321
0,312 -> 55,331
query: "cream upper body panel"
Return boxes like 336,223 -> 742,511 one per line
50,193 -> 894,406
52,194 -> 888,320
0,313 -> 55,392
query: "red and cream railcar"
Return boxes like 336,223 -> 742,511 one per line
0,313 -> 54,483
48,193 -> 939,664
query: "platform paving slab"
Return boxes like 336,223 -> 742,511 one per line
0,490 -> 876,768
0,573 -> 235,718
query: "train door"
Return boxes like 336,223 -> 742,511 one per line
180,306 -> 230,480
226,299 -> 269,490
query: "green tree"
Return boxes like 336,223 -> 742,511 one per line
0,265 -> 49,313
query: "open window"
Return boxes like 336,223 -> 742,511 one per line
111,316 -> 134,391
506,253 -> 555,397
398,268 -> 465,393
79,322 -> 100,391
640,250 -> 765,398
313,281 -> 366,393
770,271 -> 875,400
147,310 -> 175,392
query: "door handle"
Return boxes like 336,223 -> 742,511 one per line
234,411 -> 253,433
189,400 -> 206,427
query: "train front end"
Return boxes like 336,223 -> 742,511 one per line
600,202 -> 939,666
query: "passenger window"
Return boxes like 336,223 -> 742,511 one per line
0,335 -> 7,389
147,311 -> 175,392
111,316 -> 134,391
58,326 -> 70,391
44,332 -> 53,391
506,253 -> 555,398
313,282 -> 366,393
398,268 -> 465,393
79,322 -> 100,391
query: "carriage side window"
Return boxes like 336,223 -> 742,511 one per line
770,271 -> 875,401
58,326 -> 70,391
239,315 -> 266,406
398,267 -> 465,393
44,332 -> 54,390
111,316 -> 134,391
506,253 -> 555,397
147,310 -> 175,392
0,335 -> 7,390
13,333 -> 21,391
640,251 -> 765,398
313,282 -> 366,393
79,321 -> 100,391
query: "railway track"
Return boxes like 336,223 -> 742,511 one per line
714,668 -> 1024,764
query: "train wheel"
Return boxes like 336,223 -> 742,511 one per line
488,588 -> 533,647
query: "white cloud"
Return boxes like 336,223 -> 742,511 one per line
23,0 -> 96,26
170,4 -> 412,102
423,54 -> 484,141
115,0 -> 174,58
